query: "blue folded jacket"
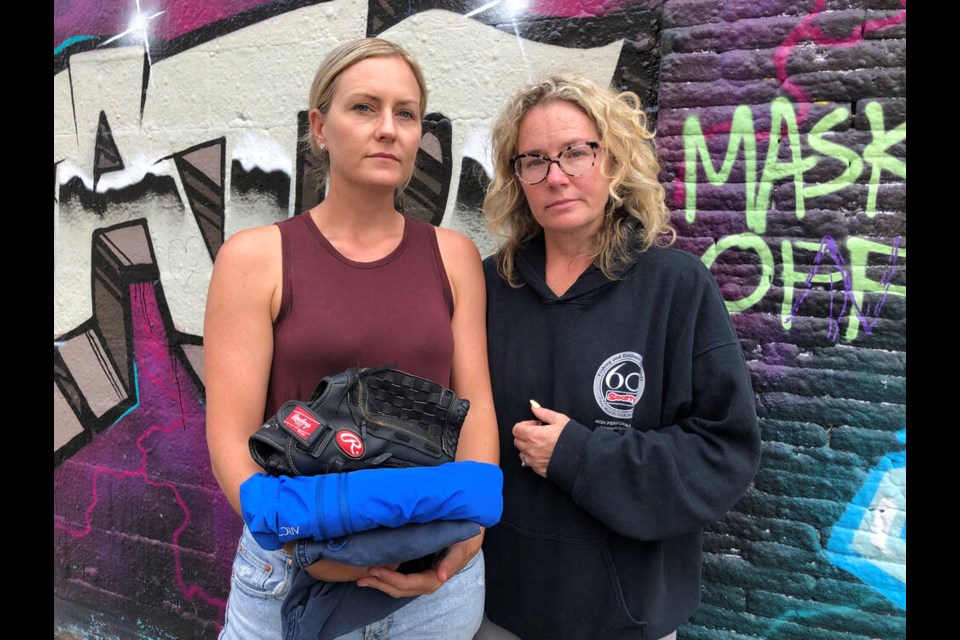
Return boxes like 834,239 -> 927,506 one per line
240,461 -> 503,551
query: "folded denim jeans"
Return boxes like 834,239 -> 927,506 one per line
293,520 -> 482,570
282,551 -> 485,640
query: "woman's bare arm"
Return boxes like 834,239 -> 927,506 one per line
438,228 -> 499,467
203,225 -> 282,514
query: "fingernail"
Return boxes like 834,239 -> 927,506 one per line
529,399 -> 541,409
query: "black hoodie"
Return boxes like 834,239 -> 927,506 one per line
482,234 -> 761,640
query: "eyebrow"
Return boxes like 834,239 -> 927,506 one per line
516,139 -> 591,156
343,92 -> 420,108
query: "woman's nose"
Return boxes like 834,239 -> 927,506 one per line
376,114 -> 397,139
544,161 -> 569,185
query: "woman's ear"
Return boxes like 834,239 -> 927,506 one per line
309,108 -> 326,149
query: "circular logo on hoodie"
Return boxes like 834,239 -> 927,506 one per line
593,352 -> 644,419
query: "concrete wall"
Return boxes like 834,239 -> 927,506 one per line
53,1 -> 906,638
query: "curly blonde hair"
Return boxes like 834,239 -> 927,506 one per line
484,73 -> 675,286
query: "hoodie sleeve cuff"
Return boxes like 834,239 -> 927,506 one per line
547,418 -> 590,495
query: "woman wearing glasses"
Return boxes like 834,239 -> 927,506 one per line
204,38 -> 498,640
477,74 -> 761,640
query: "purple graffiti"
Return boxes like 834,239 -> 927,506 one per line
787,236 -> 901,342
773,0 -> 908,123
54,280 -> 231,623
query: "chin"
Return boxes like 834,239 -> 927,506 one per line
537,214 -> 603,235
363,172 -> 410,189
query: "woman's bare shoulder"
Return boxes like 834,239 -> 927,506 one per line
434,227 -> 485,309
216,224 -> 282,267
208,223 -> 283,306
434,226 -> 481,267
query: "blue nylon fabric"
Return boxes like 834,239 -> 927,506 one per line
240,461 -> 503,551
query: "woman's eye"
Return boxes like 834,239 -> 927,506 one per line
397,110 -> 418,120
353,104 -> 373,114
523,157 -> 546,168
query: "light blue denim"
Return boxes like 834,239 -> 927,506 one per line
220,525 -> 485,640
219,525 -> 297,640
331,549 -> 484,640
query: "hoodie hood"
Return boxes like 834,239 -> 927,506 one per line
513,219 -> 643,305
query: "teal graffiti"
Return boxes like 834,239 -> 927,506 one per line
763,600 -> 896,637
825,430 -> 906,610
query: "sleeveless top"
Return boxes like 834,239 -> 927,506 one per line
264,213 -> 455,418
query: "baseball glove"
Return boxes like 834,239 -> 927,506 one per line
249,365 -> 470,477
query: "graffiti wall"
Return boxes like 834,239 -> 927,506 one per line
53,1 -> 906,638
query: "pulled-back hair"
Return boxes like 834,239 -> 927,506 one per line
484,73 -> 675,286
302,38 -> 428,189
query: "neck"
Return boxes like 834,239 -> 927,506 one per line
314,179 -> 402,231
543,230 -> 595,297
308,178 -> 408,264
543,225 -> 599,265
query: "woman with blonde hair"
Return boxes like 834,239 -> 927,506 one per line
204,37 -> 499,640
478,73 -> 761,640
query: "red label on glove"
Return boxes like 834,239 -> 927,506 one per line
336,430 -> 365,458
283,407 -> 321,441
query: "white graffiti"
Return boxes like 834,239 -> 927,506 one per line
853,467 -> 906,582
54,0 -> 623,338
825,429 -> 906,609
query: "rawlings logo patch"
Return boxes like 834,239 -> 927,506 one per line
336,430 -> 365,458
284,407 -> 321,441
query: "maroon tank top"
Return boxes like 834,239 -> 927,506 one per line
264,213 -> 455,418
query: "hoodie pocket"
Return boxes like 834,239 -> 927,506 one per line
485,521 -> 646,639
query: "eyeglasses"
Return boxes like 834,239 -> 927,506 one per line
510,141 -> 601,185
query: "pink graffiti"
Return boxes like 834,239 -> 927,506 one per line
672,1 -> 906,208
527,0 -> 631,18
54,280 -> 226,615
55,0 -> 268,49
54,0 -> 643,51
774,0 -> 907,123
787,235 -> 901,342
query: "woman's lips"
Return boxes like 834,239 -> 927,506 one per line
547,198 -> 578,210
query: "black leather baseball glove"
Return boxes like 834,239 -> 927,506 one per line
249,365 -> 470,477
